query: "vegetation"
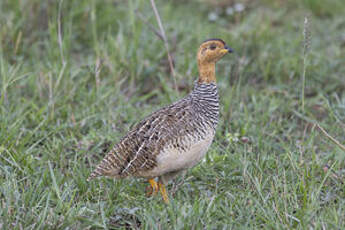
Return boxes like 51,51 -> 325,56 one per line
1,0 -> 344,229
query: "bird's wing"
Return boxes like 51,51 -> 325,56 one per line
88,97 -> 194,180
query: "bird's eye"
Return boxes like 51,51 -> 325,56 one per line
210,44 -> 217,50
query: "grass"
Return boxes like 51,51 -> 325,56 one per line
1,0 -> 345,229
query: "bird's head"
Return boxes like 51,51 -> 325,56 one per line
197,38 -> 233,83
197,38 -> 233,65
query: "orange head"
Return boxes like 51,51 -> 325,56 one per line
197,38 -> 232,65
197,38 -> 233,83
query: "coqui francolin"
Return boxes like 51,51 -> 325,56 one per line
88,38 -> 233,203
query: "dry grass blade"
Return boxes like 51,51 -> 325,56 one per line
136,11 -> 164,41
316,123 -> 345,152
58,0 -> 65,65
150,0 -> 177,92
301,15 -> 311,111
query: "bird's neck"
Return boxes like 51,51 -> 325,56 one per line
198,61 -> 216,84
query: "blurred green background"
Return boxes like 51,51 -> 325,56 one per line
1,0 -> 344,229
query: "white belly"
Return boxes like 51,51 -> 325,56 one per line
144,129 -> 215,177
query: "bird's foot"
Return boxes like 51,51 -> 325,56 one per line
158,182 -> 169,204
146,179 -> 159,197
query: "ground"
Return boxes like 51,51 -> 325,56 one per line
0,0 -> 345,229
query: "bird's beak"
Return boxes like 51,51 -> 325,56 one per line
224,45 -> 233,53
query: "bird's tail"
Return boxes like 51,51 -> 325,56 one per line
87,150 -> 121,181
87,167 -> 103,181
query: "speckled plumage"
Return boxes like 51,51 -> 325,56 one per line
88,82 -> 219,181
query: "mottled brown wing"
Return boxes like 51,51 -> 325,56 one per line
87,98 -> 193,180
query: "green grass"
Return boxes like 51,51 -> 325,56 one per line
1,0 -> 345,229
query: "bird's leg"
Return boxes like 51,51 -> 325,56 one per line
158,182 -> 169,204
146,179 -> 159,196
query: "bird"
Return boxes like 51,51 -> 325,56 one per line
87,38 -> 233,203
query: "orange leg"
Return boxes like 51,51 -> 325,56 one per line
146,179 -> 159,196
158,182 -> 169,204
